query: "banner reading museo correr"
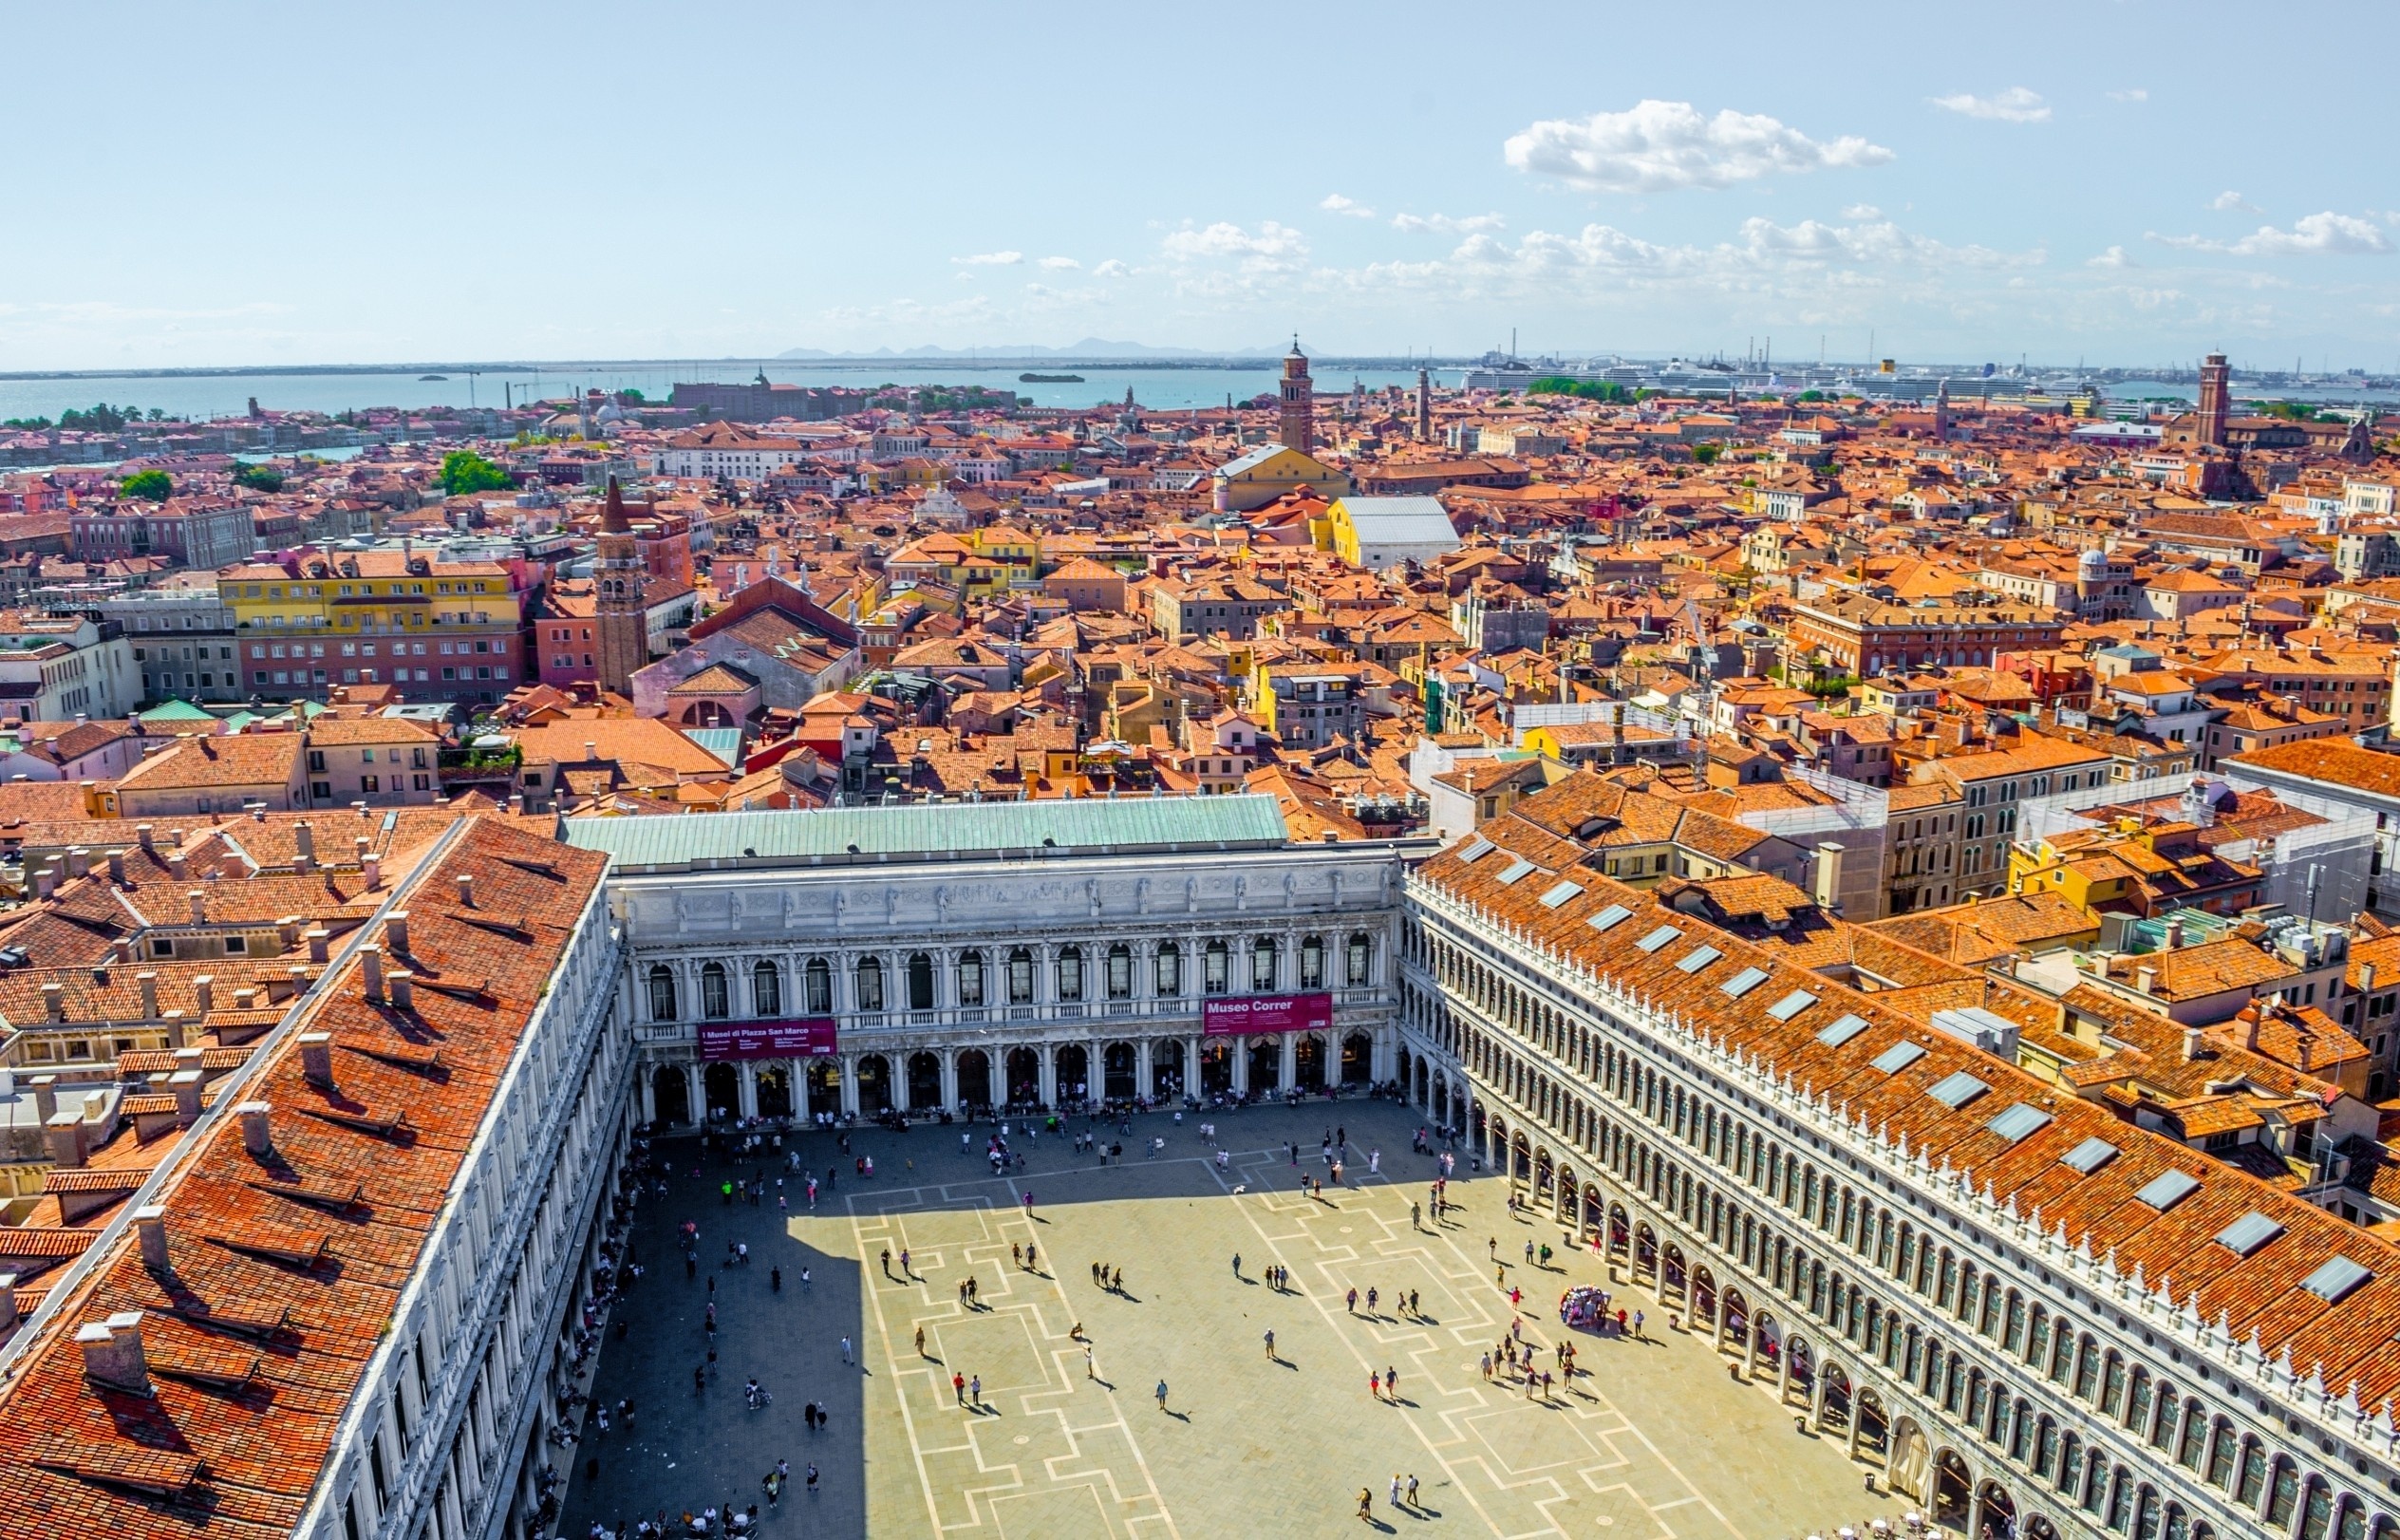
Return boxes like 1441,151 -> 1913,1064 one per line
1201,992 -> 1333,1037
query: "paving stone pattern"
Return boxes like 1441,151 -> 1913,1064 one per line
563,1101 -> 1902,1539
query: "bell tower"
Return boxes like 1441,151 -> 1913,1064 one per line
1278,337 -> 1314,453
594,476 -> 647,695
2196,352 -> 2230,448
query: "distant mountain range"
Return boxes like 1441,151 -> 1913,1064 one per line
776,338 -> 1288,361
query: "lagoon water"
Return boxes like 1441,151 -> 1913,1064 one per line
0,363 -> 1438,425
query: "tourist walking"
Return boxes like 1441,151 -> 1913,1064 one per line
1154,1379 -> 1170,1411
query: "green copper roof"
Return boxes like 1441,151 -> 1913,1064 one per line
138,699 -> 216,723
563,794 -> 1291,872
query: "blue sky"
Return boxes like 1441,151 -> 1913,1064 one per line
7,1 -> 2395,370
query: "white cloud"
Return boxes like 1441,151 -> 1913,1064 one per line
1842,203 -> 1883,221
1392,211 -> 1506,235
2088,245 -> 2134,268
950,251 -> 1023,266
1159,220 -> 1310,272
2210,191 -> 2261,214
1092,259 -> 1131,278
1320,194 -> 1376,218
1501,99 -> 1892,194
1038,255 -> 1080,271
1929,87 -> 2051,123
2109,87 -> 2147,103
2149,212 -> 2393,256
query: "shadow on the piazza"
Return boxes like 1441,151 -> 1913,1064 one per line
557,1098 -> 1453,1538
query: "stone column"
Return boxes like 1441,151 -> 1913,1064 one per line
1187,1036 -> 1203,1095
1742,1322 -> 1761,1381
1963,1488 -> 1983,1540
738,1061 -> 759,1119
1845,1399 -> 1864,1458
1135,1038 -> 1153,1098
639,1067 -> 656,1124
1231,1037 -> 1250,1095
839,1055 -> 860,1117
683,1063 -> 703,1127
940,1050 -> 959,1112
1038,1043 -> 1058,1108
1279,1032 -> 1297,1092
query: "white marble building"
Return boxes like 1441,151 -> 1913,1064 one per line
565,798 -> 1430,1126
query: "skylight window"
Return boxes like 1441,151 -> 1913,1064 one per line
2136,1170 -> 2202,1211
1497,858 -> 1536,886
1458,837 -> 1493,864
1675,946 -> 1723,974
1635,925 -> 1680,953
1986,1103 -> 2053,1143
1815,1013 -> 1869,1047
1539,880 -> 1584,910
1721,967 -> 1769,998
1587,904 -> 1633,932
2214,1211 -> 2284,1258
1870,1041 -> 1927,1075
2060,1136 -> 2120,1174
1928,1072 -> 1990,1109
2302,1256 -> 2373,1304
1766,989 -> 1817,1023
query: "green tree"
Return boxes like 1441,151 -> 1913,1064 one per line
120,469 -> 173,501
438,449 -> 513,496
617,387 -> 646,403
59,403 -> 131,432
1690,442 -> 1723,465
233,462 -> 284,492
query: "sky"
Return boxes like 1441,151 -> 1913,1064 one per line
6,1 -> 2397,373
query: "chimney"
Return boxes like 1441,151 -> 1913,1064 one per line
385,911 -> 409,955
456,873 -> 474,909
167,849 -> 186,881
509,793 -> 525,815
2182,1025 -> 2204,1062
76,1310 -> 151,1398
32,866 -> 55,899
46,1109 -> 87,1168
136,823 -> 154,852
0,1273 -> 16,1333
2242,1003 -> 2264,1053
66,847 -> 88,879
192,975 -> 214,1017
28,1075 -> 55,1122
293,822 -> 315,873
298,1032 -> 333,1086
161,1008 -> 187,1048
106,850 -> 124,885
168,1069 -> 202,1128
41,984 -> 63,1023
364,853 -> 382,889
235,1100 -> 272,1157
362,945 -> 384,1003
584,741 -> 598,762
306,928 -> 329,964
1813,843 -> 1846,908
2165,918 -> 2184,950
389,971 -> 414,1011
2364,963 -> 2378,996
137,972 -> 158,1019
2136,965 -> 2158,996
187,890 -> 206,925
134,1204 -> 168,1272
353,836 -> 369,864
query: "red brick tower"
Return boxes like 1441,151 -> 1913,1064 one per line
594,477 -> 647,696
2197,352 -> 2230,448
1278,337 -> 1314,453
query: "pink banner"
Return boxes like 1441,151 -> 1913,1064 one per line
1204,992 -> 1333,1037
698,1018 -> 838,1061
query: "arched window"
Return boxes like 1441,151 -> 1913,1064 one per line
958,949 -> 984,1007
1204,940 -> 1229,995
752,960 -> 781,1018
907,952 -> 934,1011
1250,936 -> 1276,992
1058,946 -> 1084,1004
1299,934 -> 1324,989
701,962 -> 729,1020
1347,931 -> 1372,986
854,956 -> 884,1013
804,957 -> 832,1014
2233,1437 -> 2265,1506
647,964 -> 678,1022
2298,1479 -> 2334,1540
1106,944 -> 1133,1000
2266,1457 -> 2300,1527
1155,943 -> 1180,997
1007,948 -> 1035,1005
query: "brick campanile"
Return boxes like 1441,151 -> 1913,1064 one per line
2197,352 -> 2230,448
1278,337 -> 1314,453
594,477 -> 647,695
